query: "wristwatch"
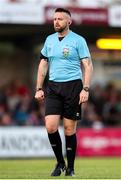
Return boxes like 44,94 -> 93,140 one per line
83,87 -> 90,92
36,87 -> 43,92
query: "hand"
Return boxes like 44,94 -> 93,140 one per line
35,90 -> 44,101
79,89 -> 89,104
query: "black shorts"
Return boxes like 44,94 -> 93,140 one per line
45,79 -> 83,121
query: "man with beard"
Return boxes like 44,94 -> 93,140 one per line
35,8 -> 93,177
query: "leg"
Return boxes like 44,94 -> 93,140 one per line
64,118 -> 77,176
62,80 -> 82,176
45,114 -> 60,134
45,115 -> 65,176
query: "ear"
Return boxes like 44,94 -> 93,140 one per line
68,20 -> 72,25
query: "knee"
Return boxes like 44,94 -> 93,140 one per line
45,115 -> 59,134
46,126 -> 57,134
64,125 -> 75,136
45,123 -> 58,134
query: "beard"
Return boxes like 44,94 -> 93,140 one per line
54,24 -> 67,33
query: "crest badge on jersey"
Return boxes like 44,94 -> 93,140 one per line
63,48 -> 69,57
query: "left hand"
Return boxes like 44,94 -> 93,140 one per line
79,89 -> 89,104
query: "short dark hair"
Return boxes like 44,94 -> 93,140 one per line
55,8 -> 71,17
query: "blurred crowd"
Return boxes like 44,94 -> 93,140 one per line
81,83 -> 121,128
0,79 -> 121,128
0,79 -> 45,126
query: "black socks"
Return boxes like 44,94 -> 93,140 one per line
48,131 -> 77,170
65,134 -> 77,170
48,130 -> 65,164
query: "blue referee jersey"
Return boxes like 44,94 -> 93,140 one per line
41,31 -> 91,82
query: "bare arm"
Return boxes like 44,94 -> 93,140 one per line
81,57 -> 93,88
35,59 -> 48,101
36,59 -> 48,90
79,58 -> 93,104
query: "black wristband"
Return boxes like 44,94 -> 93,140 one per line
36,88 -> 43,92
83,87 -> 90,92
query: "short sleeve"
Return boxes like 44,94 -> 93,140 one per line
41,38 -> 48,57
77,37 -> 91,60
40,53 -> 48,61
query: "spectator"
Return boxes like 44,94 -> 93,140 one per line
0,81 -> 121,127
0,113 -> 13,126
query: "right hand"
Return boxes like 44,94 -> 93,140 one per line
35,90 -> 44,101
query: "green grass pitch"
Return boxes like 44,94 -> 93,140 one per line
0,157 -> 121,179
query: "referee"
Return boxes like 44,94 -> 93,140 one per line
35,8 -> 93,176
